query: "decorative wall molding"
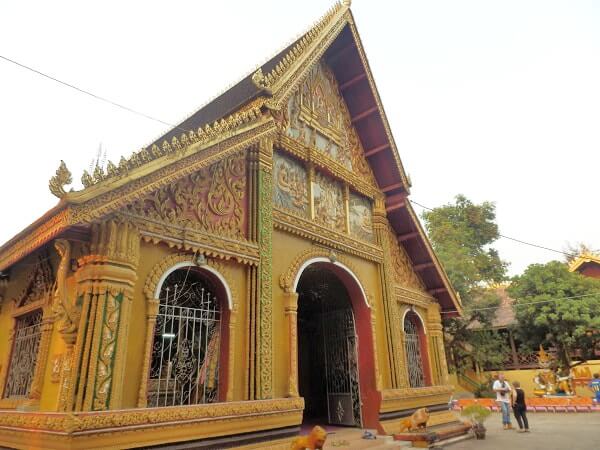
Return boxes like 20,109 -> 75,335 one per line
274,208 -> 382,263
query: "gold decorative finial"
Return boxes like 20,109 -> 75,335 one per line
49,160 -> 72,198
342,0 -> 352,6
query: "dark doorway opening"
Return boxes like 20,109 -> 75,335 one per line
297,265 -> 361,427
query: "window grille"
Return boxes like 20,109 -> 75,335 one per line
404,313 -> 425,388
4,310 -> 43,398
147,270 -> 221,407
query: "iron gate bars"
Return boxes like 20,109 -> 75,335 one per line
148,271 -> 220,407
404,314 -> 425,388
4,310 -> 43,398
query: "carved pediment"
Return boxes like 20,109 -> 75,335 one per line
16,253 -> 54,308
386,228 -> 425,291
123,151 -> 247,239
284,61 -> 377,186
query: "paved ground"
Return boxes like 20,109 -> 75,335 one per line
446,413 -> 600,450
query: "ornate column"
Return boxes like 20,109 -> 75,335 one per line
256,137 -> 274,399
137,299 -> 159,408
73,217 -> 140,411
369,297 -> 383,391
427,304 -> 448,385
284,290 -> 299,397
372,196 -> 404,389
226,303 -> 238,402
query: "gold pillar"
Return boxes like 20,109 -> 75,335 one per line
369,298 -> 382,391
284,291 -> 299,397
427,304 -> 448,385
73,218 -> 140,411
226,303 -> 238,401
137,299 -> 159,408
372,195 -> 405,389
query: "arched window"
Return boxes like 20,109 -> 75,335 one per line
147,269 -> 221,407
4,310 -> 43,398
404,312 -> 426,388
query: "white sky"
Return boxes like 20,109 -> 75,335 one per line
1,0 -> 598,276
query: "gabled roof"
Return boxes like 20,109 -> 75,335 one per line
0,1 -> 461,314
569,252 -> 600,273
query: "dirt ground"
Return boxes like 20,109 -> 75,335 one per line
445,412 -> 600,450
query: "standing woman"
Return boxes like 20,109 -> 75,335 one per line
512,381 -> 530,432
493,373 -> 514,430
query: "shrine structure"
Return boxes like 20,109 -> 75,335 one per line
0,2 -> 463,448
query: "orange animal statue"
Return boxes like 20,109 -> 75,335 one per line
398,407 -> 430,432
290,425 -> 327,450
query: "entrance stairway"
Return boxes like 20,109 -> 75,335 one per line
321,424 -> 473,449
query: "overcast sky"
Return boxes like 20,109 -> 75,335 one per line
1,0 -> 598,276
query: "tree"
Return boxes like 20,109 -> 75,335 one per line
422,195 -> 509,372
508,261 -> 600,368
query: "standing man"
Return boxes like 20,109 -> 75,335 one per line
512,381 -> 530,432
493,373 -> 513,430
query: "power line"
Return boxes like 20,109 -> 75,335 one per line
0,54 -> 188,133
441,292 -> 600,315
410,200 -> 576,258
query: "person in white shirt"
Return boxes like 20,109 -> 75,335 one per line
492,373 -> 514,430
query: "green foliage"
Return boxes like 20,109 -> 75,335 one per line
422,195 -> 509,372
461,404 -> 491,424
508,261 -> 600,367
423,194 -> 507,304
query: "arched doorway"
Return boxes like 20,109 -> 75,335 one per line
296,264 -> 362,427
146,266 -> 229,407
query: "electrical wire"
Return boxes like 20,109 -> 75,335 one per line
440,292 -> 600,315
410,200 -> 577,258
0,54 -> 189,133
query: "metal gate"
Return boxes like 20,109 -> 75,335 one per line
404,314 -> 425,388
322,308 -> 361,426
147,271 -> 220,407
4,310 -> 43,398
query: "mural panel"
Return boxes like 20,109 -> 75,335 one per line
285,61 -> 376,184
125,151 -> 247,239
313,172 -> 345,232
349,193 -> 373,242
273,152 -> 308,216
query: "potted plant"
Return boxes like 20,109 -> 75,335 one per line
461,404 -> 491,439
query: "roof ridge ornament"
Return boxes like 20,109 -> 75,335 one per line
49,160 -> 73,199
251,2 -> 345,92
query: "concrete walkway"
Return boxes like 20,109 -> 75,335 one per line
446,412 -> 600,450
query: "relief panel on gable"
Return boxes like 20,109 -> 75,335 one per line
273,151 -> 308,217
349,193 -> 374,242
284,60 -> 376,185
124,151 -> 247,239
313,171 -> 345,233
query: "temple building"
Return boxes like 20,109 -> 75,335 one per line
569,252 -> 600,279
0,2 -> 463,449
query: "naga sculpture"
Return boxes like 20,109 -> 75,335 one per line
48,160 -> 72,198
52,239 -> 79,340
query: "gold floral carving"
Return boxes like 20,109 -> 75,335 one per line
124,152 -> 247,240
15,253 -> 54,307
0,398 -> 304,433
48,160 -> 73,199
51,354 -> 63,383
385,227 -> 425,291
381,385 -> 453,401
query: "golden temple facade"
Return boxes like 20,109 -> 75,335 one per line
0,3 -> 462,449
